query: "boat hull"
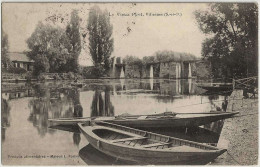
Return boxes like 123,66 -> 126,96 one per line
71,83 -> 83,88
49,112 -> 238,128
78,123 -> 226,165
49,118 -> 90,125
105,112 -> 238,128
197,85 -> 233,92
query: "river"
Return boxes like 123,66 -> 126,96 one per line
1,79 -> 231,165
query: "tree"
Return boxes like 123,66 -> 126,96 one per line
33,55 -> 50,76
87,6 -> 114,77
66,10 -> 82,73
142,51 -> 197,65
123,55 -> 142,66
1,31 -> 10,67
27,22 -> 71,74
195,3 -> 258,78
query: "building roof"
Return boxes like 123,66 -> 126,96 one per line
7,52 -> 34,63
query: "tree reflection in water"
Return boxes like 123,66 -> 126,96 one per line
68,88 -> 83,147
79,144 -> 136,165
27,85 -> 83,138
91,86 -> 115,117
1,99 -> 11,142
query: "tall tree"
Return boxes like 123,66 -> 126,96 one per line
87,6 -> 114,77
66,10 -> 82,73
27,22 -> 71,74
195,3 -> 258,78
1,31 -> 10,67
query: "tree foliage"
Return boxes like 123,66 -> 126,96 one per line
66,10 -> 82,73
143,50 -> 197,64
123,55 -> 143,67
1,31 -> 10,67
87,6 -> 114,77
27,22 -> 71,74
33,55 -> 50,75
195,3 -> 258,78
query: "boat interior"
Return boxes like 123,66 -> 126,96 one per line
92,122 -> 218,151
114,112 -> 177,120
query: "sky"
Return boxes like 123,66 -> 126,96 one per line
2,3 -> 210,66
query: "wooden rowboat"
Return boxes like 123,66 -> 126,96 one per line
105,111 -> 239,128
78,121 -> 226,165
71,83 -> 84,88
197,83 -> 233,92
49,111 -> 239,128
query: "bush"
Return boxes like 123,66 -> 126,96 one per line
53,74 -> 61,80
92,65 -> 105,78
38,74 -> 47,81
68,72 -> 75,80
58,74 -> 66,80
74,73 -> 83,80
25,75 -> 33,81
82,66 -> 99,79
3,67 -> 27,74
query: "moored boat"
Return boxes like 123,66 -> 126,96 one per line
49,111 -> 239,128
71,83 -> 84,88
78,121 -> 226,165
106,111 -> 239,128
197,83 -> 233,92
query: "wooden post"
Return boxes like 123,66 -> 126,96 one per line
232,78 -> 235,90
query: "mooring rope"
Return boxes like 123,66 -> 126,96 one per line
227,150 -> 241,165
232,112 -> 258,118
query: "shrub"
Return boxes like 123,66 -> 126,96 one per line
25,75 -> 32,81
74,73 -> 83,80
92,65 -> 105,78
53,74 -> 61,80
68,72 -> 75,80
38,74 -> 46,81
59,74 -> 66,80
3,67 -> 27,74
82,66 -> 98,79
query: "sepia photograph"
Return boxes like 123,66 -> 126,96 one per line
1,2 -> 258,165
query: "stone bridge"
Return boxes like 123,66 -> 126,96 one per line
110,59 -> 211,79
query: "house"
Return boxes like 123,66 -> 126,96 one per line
7,52 -> 34,71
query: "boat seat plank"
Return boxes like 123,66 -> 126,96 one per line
94,126 -> 141,138
141,142 -> 170,148
111,136 -> 147,143
138,116 -> 147,119
165,145 -> 203,151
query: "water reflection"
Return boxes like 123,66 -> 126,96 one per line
2,79 -> 231,165
27,85 -> 85,136
79,144 -> 137,165
91,87 -> 115,117
1,99 -> 11,142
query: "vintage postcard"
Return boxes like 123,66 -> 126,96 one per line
1,2 -> 258,165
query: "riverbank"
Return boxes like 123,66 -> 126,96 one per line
211,90 -> 258,165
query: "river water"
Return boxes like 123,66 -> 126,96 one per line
1,79 -> 231,165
